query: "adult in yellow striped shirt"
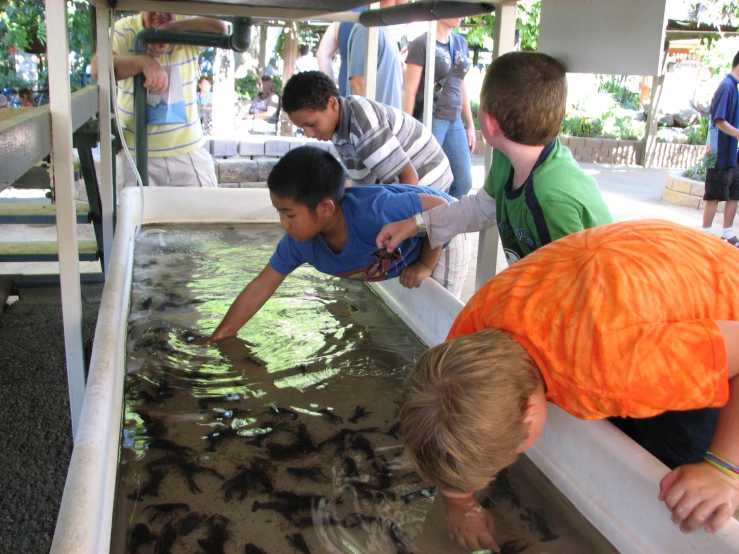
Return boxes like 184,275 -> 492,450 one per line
92,12 -> 225,189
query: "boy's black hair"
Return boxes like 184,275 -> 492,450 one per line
267,146 -> 345,211
733,50 -> 739,69
282,71 -> 339,113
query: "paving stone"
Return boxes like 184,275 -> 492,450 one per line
238,181 -> 268,188
669,176 -> 693,194
257,159 -> 278,181
210,139 -> 238,158
689,181 -> 705,197
238,140 -> 266,157
265,139 -> 291,157
661,187 -> 700,209
217,159 -> 259,183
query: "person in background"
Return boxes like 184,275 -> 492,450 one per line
316,6 -> 368,95
91,11 -> 224,189
295,44 -> 318,74
197,76 -> 213,136
403,18 -> 475,199
346,0 -> 403,109
18,88 -> 35,108
702,49 -> 739,246
243,75 -> 281,134
282,70 -> 453,193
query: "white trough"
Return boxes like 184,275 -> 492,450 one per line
51,186 -> 739,553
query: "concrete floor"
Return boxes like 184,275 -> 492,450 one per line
0,157 -> 732,553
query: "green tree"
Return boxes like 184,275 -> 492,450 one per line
0,0 -> 92,91
460,0 -> 541,52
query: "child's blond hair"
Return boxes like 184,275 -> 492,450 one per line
400,329 -> 539,492
480,51 -> 567,147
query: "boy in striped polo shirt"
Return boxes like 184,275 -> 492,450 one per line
92,11 -> 224,189
282,71 -> 453,192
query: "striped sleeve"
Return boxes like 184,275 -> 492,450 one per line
350,98 -> 411,183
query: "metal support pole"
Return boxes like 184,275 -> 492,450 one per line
475,2 -> 515,292
96,6 -> 114,275
422,21 -> 437,127
364,11 -> 380,102
46,0 -> 85,439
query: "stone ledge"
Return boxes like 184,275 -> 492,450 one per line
661,174 -> 725,212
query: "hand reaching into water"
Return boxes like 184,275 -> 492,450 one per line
440,491 -> 500,552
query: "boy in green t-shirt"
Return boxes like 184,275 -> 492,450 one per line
375,51 -> 613,265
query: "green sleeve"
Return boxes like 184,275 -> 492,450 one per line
539,200 -> 587,242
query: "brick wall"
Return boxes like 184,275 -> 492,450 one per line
559,136 -> 707,169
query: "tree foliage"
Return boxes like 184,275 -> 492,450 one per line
0,0 -> 92,90
460,0 -> 541,52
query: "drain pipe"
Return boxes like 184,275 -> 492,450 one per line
132,18 -> 251,186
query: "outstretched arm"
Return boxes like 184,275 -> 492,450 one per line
317,22 -> 340,77
659,320 -> 739,533
209,264 -> 286,343
397,193 -> 447,288
376,187 -> 497,252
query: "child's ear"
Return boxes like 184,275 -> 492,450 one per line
316,198 -> 336,218
479,110 -> 503,139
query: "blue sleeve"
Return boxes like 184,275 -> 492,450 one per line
347,26 -> 367,79
712,83 -> 732,123
269,236 -> 304,276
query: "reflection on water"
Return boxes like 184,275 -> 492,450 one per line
112,224 -> 616,554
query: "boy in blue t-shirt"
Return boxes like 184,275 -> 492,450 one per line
702,49 -> 739,245
208,146 -> 468,343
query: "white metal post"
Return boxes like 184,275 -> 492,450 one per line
475,2 -> 516,291
46,0 -> 86,439
363,24 -> 379,101
96,6 -> 114,275
422,20 -> 437,127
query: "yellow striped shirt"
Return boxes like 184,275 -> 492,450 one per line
112,14 -> 203,157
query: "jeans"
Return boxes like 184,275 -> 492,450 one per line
431,117 -> 473,199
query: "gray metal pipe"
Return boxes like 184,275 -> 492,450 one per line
132,19 -> 251,186
359,2 -> 494,27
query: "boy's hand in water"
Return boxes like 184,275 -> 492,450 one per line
659,461 -> 739,533
376,217 -> 417,253
440,491 -> 499,552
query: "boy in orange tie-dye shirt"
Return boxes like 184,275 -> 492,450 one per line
400,220 -> 739,552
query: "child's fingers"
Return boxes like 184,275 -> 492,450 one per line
478,531 -> 499,552
658,467 -> 682,502
669,489 -> 702,525
679,499 -> 719,533
704,501 -> 736,533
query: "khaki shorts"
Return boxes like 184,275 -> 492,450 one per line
116,147 -> 218,191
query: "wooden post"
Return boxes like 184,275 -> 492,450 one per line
257,25 -> 268,75
643,42 -> 669,168
281,22 -> 298,136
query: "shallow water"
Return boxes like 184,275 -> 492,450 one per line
112,223 -> 616,554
